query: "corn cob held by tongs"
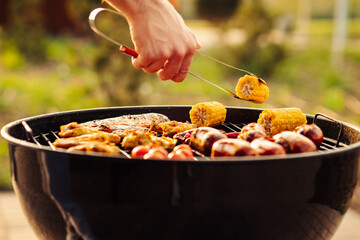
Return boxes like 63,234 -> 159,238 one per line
89,8 -> 268,103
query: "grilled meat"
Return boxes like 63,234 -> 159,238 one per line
156,121 -> 196,137
121,130 -> 177,150
173,129 -> 196,144
295,123 -> 324,148
66,142 -> 121,154
54,131 -> 121,151
211,138 -> 258,157
250,138 -> 286,156
58,122 -> 98,138
238,122 -> 267,142
58,122 -> 144,138
55,124 -> 123,154
273,131 -> 317,154
55,108 -> 321,158
59,131 -> 120,143
54,138 -> 121,154
84,113 -> 170,131
190,127 -> 228,154
121,130 -> 153,149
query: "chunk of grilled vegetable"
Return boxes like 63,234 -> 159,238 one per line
235,75 -> 269,103
257,108 -> 307,137
189,101 -> 227,127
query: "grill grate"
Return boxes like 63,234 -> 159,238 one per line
21,113 -> 345,159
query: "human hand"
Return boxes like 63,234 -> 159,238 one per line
107,0 -> 201,82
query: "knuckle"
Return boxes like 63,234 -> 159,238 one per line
143,68 -> 153,73
132,61 -> 143,69
179,67 -> 189,74
172,75 -> 185,82
158,71 -> 174,81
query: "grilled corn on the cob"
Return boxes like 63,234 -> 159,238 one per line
235,75 -> 269,103
257,108 -> 307,137
189,101 -> 227,127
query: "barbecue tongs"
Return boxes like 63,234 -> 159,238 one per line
89,8 -> 264,101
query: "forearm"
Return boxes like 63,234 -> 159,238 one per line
104,0 -> 168,23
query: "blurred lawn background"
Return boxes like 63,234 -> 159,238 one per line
1,0 -> 360,189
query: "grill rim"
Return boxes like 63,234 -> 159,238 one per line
2,105 -> 360,163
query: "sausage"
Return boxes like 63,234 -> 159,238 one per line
238,123 -> 267,142
250,138 -> 286,156
173,129 -> 196,144
295,123 -> 323,148
273,131 -> 317,154
211,139 -> 259,157
189,127 -> 227,154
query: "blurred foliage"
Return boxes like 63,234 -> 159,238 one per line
0,141 -> 11,190
206,2 -> 287,78
229,2 -> 273,40
1,0 -> 360,190
197,0 -> 240,21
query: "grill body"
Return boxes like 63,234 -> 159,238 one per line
2,106 -> 360,240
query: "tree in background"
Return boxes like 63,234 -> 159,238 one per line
0,0 -> 83,35
197,0 -> 241,21
196,0 -> 287,78
41,0 -> 79,35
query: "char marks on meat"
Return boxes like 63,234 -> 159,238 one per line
156,121 -> 196,137
84,113 -> 170,131
121,130 -> 177,150
53,132 -> 122,154
55,113 -> 171,154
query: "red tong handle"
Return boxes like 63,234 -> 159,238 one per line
119,45 -> 138,58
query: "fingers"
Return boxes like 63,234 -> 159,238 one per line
132,54 -> 166,73
163,52 -> 194,82
131,40 -> 201,82
157,51 -> 183,81
142,60 -> 166,74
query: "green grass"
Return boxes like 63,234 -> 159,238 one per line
0,141 -> 11,190
309,19 -> 360,38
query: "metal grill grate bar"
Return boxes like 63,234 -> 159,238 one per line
221,122 -> 243,132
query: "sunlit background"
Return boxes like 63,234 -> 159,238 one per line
0,0 -> 359,189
